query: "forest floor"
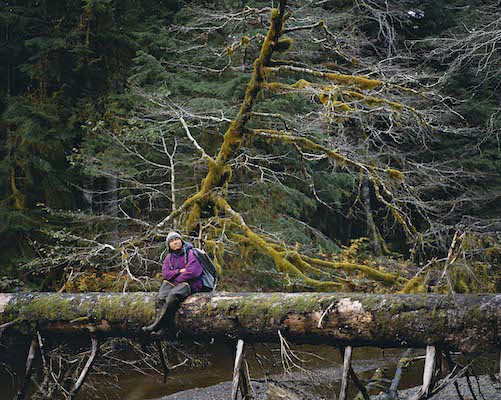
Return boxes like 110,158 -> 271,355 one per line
157,374 -> 501,400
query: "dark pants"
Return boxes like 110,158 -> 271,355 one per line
157,281 -> 191,308
144,281 -> 191,332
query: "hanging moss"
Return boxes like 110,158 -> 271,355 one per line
187,202 -> 202,230
292,79 -> 311,89
274,37 -> 293,53
10,169 -> 26,210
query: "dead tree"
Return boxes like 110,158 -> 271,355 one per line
1,292 -> 500,355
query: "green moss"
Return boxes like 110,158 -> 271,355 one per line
202,294 -> 324,331
292,295 -> 319,313
17,294 -> 76,322
2,293 -> 156,332
274,37 -> 293,53
387,168 -> 404,181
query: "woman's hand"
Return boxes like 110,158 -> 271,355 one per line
179,268 -> 186,273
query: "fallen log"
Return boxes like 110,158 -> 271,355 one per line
0,292 -> 499,354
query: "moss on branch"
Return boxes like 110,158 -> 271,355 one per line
264,66 -> 383,90
214,195 -> 343,290
300,255 -> 402,286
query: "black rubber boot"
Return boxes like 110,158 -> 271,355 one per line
142,302 -> 169,333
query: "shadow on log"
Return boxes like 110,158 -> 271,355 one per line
1,292 -> 500,355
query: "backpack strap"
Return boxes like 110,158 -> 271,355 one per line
185,245 -> 191,264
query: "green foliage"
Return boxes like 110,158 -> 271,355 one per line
129,51 -> 170,86
0,207 -> 35,263
254,95 -> 315,115
0,277 -> 25,293
166,72 -> 250,100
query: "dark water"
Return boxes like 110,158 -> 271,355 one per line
1,338 -> 498,400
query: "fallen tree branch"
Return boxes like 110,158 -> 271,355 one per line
1,292 -> 500,355
67,335 -> 99,400
14,338 -> 37,400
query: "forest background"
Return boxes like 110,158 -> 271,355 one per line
1,0 -> 500,295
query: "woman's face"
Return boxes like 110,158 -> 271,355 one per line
169,237 -> 183,251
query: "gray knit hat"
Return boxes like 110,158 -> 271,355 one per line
166,231 -> 183,245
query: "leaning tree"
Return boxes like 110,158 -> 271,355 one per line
118,0 -> 486,291
25,0 -> 500,293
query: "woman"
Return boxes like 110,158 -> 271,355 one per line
142,232 -> 202,333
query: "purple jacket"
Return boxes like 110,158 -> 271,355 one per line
162,243 -> 203,292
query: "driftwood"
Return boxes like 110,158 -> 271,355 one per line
1,292 -> 500,354
411,345 -> 437,400
339,346 -> 353,400
231,339 -> 253,400
388,348 -> 413,399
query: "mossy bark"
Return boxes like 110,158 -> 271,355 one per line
1,292 -> 499,355
10,168 -> 26,210
181,3 -> 288,229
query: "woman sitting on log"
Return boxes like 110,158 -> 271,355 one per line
143,232 -> 203,334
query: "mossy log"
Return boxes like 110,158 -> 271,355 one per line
1,292 -> 499,355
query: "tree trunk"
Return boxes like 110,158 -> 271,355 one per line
0,292 -> 499,355
362,176 -> 382,255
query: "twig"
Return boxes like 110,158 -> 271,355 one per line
0,319 -> 19,331
317,302 -> 335,328
14,339 -> 37,400
67,336 -> 99,400
156,341 -> 170,383
179,116 -> 214,163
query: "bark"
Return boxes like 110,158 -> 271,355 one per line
0,292 -> 499,355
